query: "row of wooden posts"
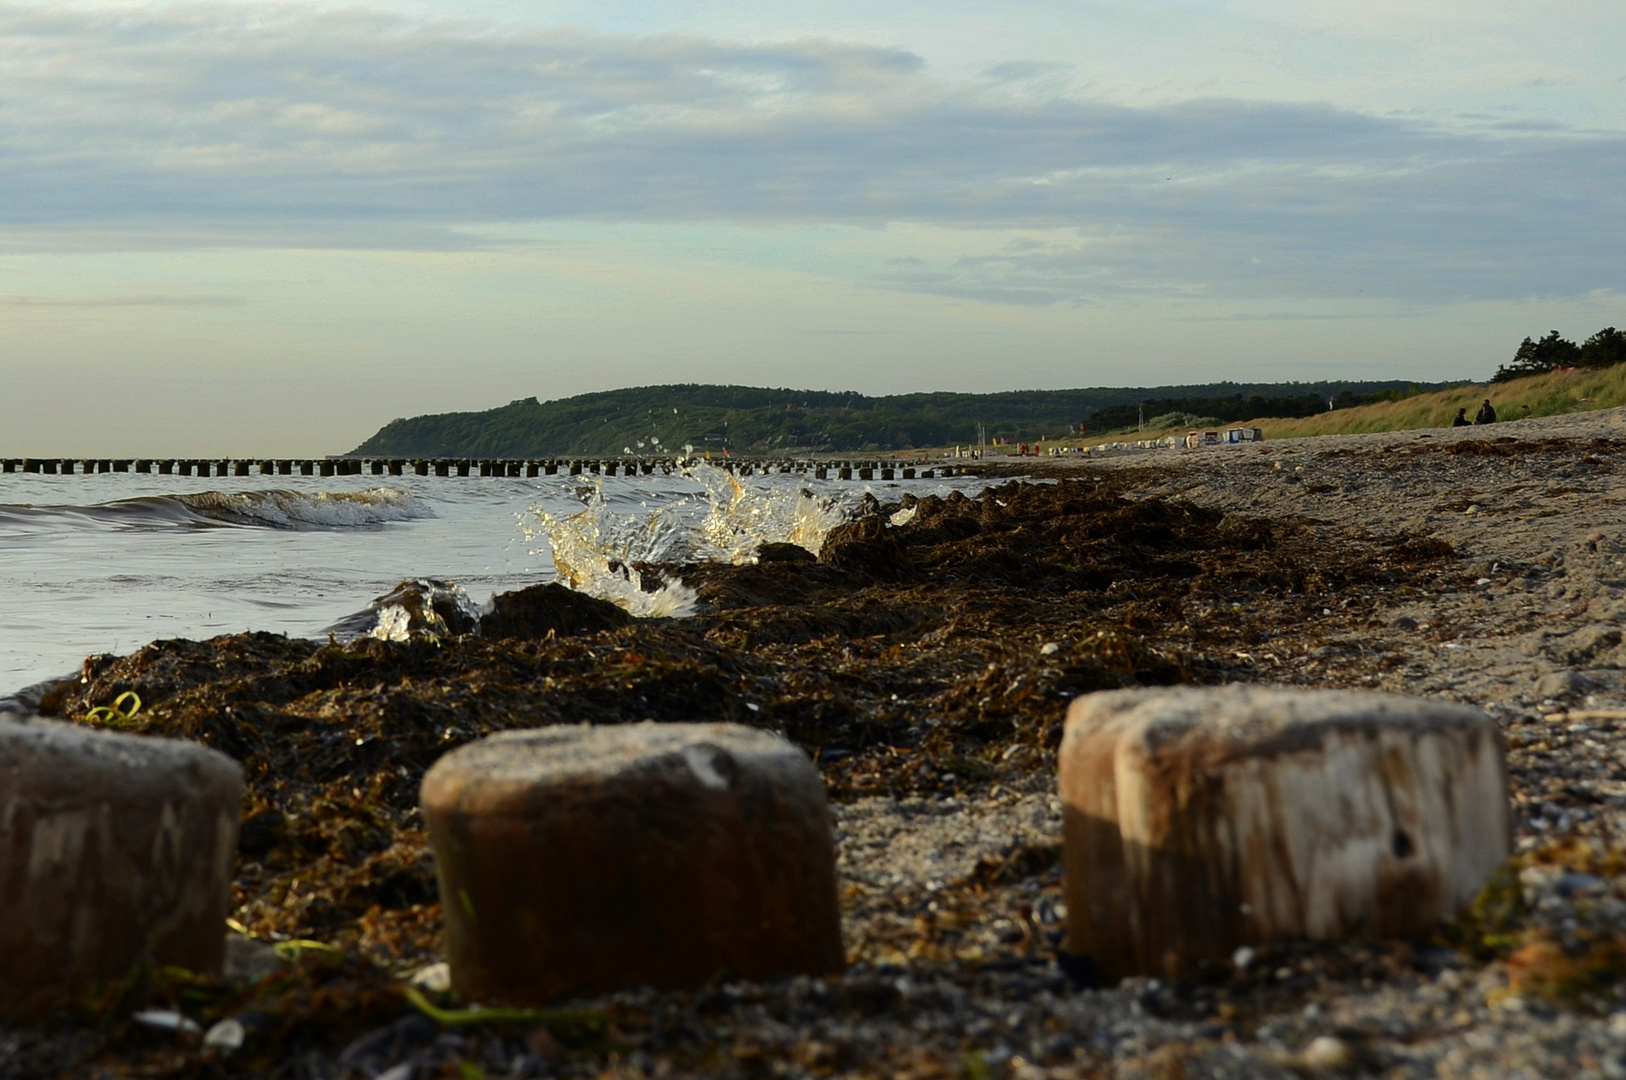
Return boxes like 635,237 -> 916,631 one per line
0,457 -> 965,481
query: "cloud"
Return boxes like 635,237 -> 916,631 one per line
0,3 -> 1621,306
0,292 -> 246,308
980,60 -> 1074,85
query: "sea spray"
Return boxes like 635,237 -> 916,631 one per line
523,483 -> 700,618
687,463 -> 851,561
523,464 -> 858,617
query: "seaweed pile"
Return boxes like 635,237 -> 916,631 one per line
10,475 -> 1468,1077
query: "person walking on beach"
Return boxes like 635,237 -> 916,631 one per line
1453,407 -> 1470,427
1475,399 -> 1497,425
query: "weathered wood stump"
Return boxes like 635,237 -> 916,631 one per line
0,718 -> 243,1009
1060,686 -> 1511,982
421,723 -> 844,1003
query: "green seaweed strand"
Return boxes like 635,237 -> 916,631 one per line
272,939 -> 344,962
402,984 -> 601,1031
85,691 -> 142,728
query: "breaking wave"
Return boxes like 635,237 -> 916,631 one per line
175,488 -> 430,529
522,463 -> 857,618
0,488 -> 430,532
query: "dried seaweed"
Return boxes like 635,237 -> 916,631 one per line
22,474 -> 1469,1075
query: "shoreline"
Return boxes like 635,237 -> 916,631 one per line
9,411 -> 1626,1076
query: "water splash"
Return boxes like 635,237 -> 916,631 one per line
687,464 -> 850,562
523,463 -> 858,618
523,485 -> 700,618
322,578 -> 486,643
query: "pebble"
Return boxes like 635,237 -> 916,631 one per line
1301,1034 -> 1354,1069
132,1010 -> 201,1034
410,962 -> 451,992
203,1019 -> 246,1051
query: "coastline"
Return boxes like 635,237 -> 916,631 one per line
8,410 -> 1626,1076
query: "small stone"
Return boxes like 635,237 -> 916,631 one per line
421,722 -> 844,1003
1301,1035 -> 1353,1069
132,1010 -> 201,1034
203,1018 -> 246,1051
1534,670 -> 1594,700
410,961 -> 451,993
0,717 -> 243,1010
1059,686 -> 1511,982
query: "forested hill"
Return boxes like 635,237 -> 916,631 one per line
347,381 -> 1443,457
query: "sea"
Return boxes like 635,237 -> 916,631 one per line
0,463 -> 990,697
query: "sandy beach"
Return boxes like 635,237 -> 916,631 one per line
11,409 -> 1626,1078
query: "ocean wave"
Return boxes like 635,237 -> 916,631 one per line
175,488 -> 430,529
0,488 -> 431,532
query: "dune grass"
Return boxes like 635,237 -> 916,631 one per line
1250,365 -> 1626,439
1010,365 -> 1626,453
1066,366 -> 1626,445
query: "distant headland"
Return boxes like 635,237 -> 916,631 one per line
348,380 -> 1447,457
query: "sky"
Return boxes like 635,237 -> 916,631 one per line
0,0 -> 1622,454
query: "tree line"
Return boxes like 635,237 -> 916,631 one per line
1083,385 -> 1441,433
1491,327 -> 1626,384
348,380 -> 1434,457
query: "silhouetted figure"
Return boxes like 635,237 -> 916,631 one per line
1475,399 -> 1497,425
1453,408 -> 1470,427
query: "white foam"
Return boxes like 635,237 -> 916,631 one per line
369,605 -> 414,642
178,487 -> 431,529
687,463 -> 851,562
522,463 -> 859,618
